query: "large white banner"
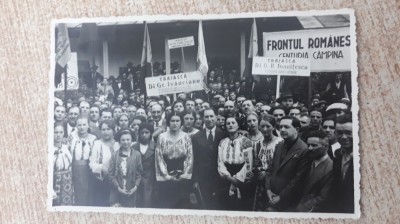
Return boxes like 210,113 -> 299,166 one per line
263,27 -> 351,72
55,52 -> 79,91
145,71 -> 204,96
252,57 -> 311,76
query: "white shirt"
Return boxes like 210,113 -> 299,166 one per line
331,142 -> 341,157
205,126 -> 216,141
140,143 -> 149,155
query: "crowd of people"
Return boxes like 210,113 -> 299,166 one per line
52,65 -> 354,213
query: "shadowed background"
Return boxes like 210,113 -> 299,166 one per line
0,0 -> 399,223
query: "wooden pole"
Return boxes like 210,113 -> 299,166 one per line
63,65 -> 68,107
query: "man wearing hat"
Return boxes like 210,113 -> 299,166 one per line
277,91 -> 295,110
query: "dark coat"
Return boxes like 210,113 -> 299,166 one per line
133,141 -> 156,207
265,137 -> 310,211
192,127 -> 227,196
108,148 -> 143,206
295,157 -> 334,212
329,149 -> 354,213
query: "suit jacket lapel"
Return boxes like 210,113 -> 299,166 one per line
278,139 -> 301,170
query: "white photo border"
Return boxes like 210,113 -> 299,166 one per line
47,8 -> 360,219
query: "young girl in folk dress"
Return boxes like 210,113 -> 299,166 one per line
108,128 -> 143,207
252,114 -> 283,211
89,120 -> 118,206
53,123 -> 73,206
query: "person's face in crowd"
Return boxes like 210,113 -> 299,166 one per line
183,113 -> 195,129
204,109 -> 217,130
129,93 -> 136,101
236,97 -> 245,108
128,74 -> 134,81
226,117 -> 239,134
322,120 -> 336,141
139,128 -> 152,144
273,109 -> 285,121
260,105 -> 271,116
229,92 -> 236,101
100,123 -> 114,141
282,98 -> 294,108
119,115 -> 130,129
255,103 -> 263,113
235,81 -> 240,89
194,113 -> 203,129
336,122 -> 353,151
131,119 -> 142,132
242,100 -> 254,114
173,102 -> 184,113
335,73 -> 343,82
209,71 -> 215,78
54,106 -> 66,122
229,83 -> 235,90
259,120 -> 274,139
136,108 -> 146,118
216,115 -> 226,128
224,101 -> 235,114
120,133 -> 132,150
151,104 -> 163,122
139,94 -> 145,104
223,89 -> 229,97
101,111 -> 112,121
54,125 -> 64,144
299,115 -> 310,128
247,114 -> 258,132
195,99 -> 204,111
307,137 -> 328,160
310,111 -> 323,127
117,94 -> 123,102
289,108 -> 301,119
241,81 -> 246,88
117,79 -> 122,84
169,115 -> 182,131
280,118 -> 298,141
113,108 -> 123,119
79,102 -> 90,116
68,107 -> 80,126
312,98 -> 319,106
218,97 -> 226,106
185,100 -> 195,113
126,106 -> 137,119
122,100 -> 129,107
165,106 -> 172,117
201,102 -> 210,112
335,109 -> 346,118
89,107 -> 100,122
77,118 -> 89,136
93,101 -> 102,107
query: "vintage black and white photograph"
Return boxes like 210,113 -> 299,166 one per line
48,9 -> 359,218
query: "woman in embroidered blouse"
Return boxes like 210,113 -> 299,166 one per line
155,112 -> 193,208
69,116 -> 97,206
53,123 -> 73,206
181,111 -> 199,137
134,123 -> 156,208
253,114 -> 283,211
108,128 -> 143,207
89,120 -> 118,206
218,116 -> 253,210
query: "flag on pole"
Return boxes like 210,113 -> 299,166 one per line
55,23 -> 71,87
196,20 -> 209,91
243,18 -> 259,82
141,22 -> 153,96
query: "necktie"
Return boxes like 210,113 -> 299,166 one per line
207,131 -> 213,144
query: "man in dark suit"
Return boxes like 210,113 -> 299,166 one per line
265,116 -> 311,211
150,104 -> 166,142
192,108 -> 227,210
330,114 -> 354,213
63,106 -> 80,140
295,130 -> 333,212
112,78 -> 124,98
